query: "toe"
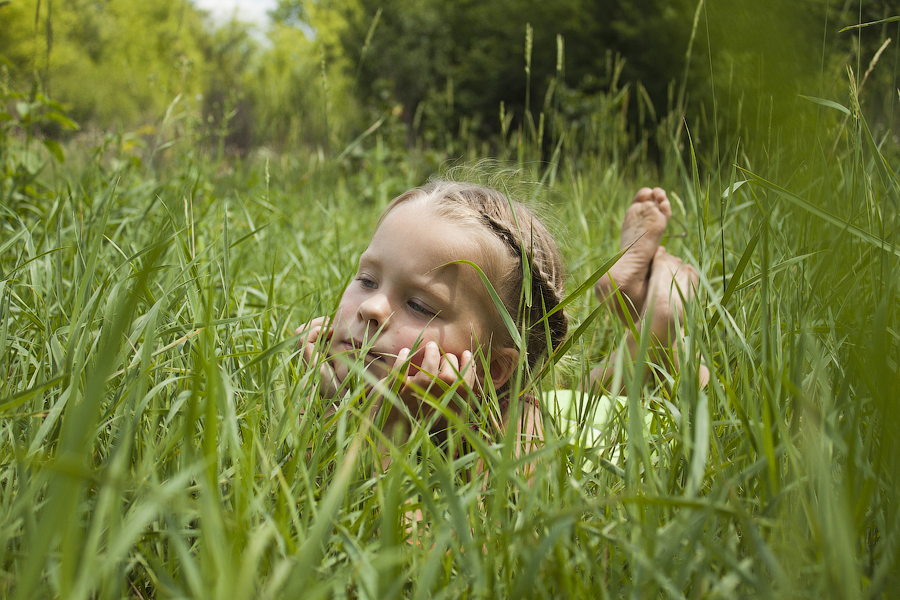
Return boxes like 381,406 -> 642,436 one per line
652,187 -> 672,219
632,187 -> 654,205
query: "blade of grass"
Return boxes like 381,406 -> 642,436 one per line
739,167 -> 900,258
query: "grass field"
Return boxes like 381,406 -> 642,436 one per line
1,31 -> 899,599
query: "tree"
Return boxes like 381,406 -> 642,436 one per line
290,0 -> 697,139
0,0 -> 211,127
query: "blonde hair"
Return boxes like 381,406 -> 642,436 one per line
378,180 -> 568,373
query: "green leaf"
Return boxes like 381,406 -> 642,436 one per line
46,111 -> 80,131
733,252 -> 822,292
228,223 -> 272,248
534,246 -> 627,327
0,227 -> 27,255
798,94 -> 851,116
5,246 -> 71,279
722,180 -> 748,198
0,376 -> 64,414
38,96 -> 67,112
739,167 -> 900,259
533,303 -> 605,382
336,110 -> 388,162
708,227 -> 760,330
858,106 -> 899,205
43,138 -> 65,163
235,334 -> 302,375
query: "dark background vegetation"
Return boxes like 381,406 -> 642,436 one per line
1,0 -> 897,158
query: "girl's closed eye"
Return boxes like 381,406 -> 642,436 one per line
356,275 -> 378,289
408,299 -> 436,317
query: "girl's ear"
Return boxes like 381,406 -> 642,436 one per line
488,346 -> 520,389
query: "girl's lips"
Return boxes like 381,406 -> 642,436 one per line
337,339 -> 389,362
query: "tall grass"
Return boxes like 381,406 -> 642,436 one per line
1,13 -> 899,600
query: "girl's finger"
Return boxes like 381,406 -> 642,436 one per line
393,347 -> 411,378
460,350 -> 475,389
295,316 -> 333,341
298,326 -> 317,347
419,341 -> 441,376
302,346 -> 318,364
438,351 -> 460,384
295,316 -> 323,336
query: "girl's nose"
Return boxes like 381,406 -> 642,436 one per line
357,293 -> 392,327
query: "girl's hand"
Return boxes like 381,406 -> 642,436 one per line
388,341 -> 476,416
295,317 -> 341,398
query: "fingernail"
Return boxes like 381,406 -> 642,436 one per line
427,341 -> 438,350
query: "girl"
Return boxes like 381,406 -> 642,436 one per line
295,180 -> 567,444
295,180 -> 700,446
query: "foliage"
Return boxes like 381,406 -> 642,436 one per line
1,5 -> 899,592
0,0 -> 211,126
303,0 -> 688,137
0,0 -> 355,152
2,0 -> 896,159
252,22 -> 355,151
293,0 -> 899,160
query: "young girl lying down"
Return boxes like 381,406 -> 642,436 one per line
295,180 -> 702,450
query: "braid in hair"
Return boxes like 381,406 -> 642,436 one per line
479,214 -> 568,371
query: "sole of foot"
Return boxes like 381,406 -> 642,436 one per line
596,187 -> 672,320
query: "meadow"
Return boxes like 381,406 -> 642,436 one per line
1,18 -> 899,600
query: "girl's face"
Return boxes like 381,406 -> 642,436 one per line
329,201 -> 508,386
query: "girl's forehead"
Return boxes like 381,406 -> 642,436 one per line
376,201 -> 474,251
380,199 -> 446,225
371,200 -> 505,277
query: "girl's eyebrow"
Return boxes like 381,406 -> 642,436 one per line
357,252 -> 380,268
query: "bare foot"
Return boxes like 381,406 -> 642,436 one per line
595,187 -> 672,320
590,246 -> 709,392
643,246 -> 698,346
643,247 -> 710,387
